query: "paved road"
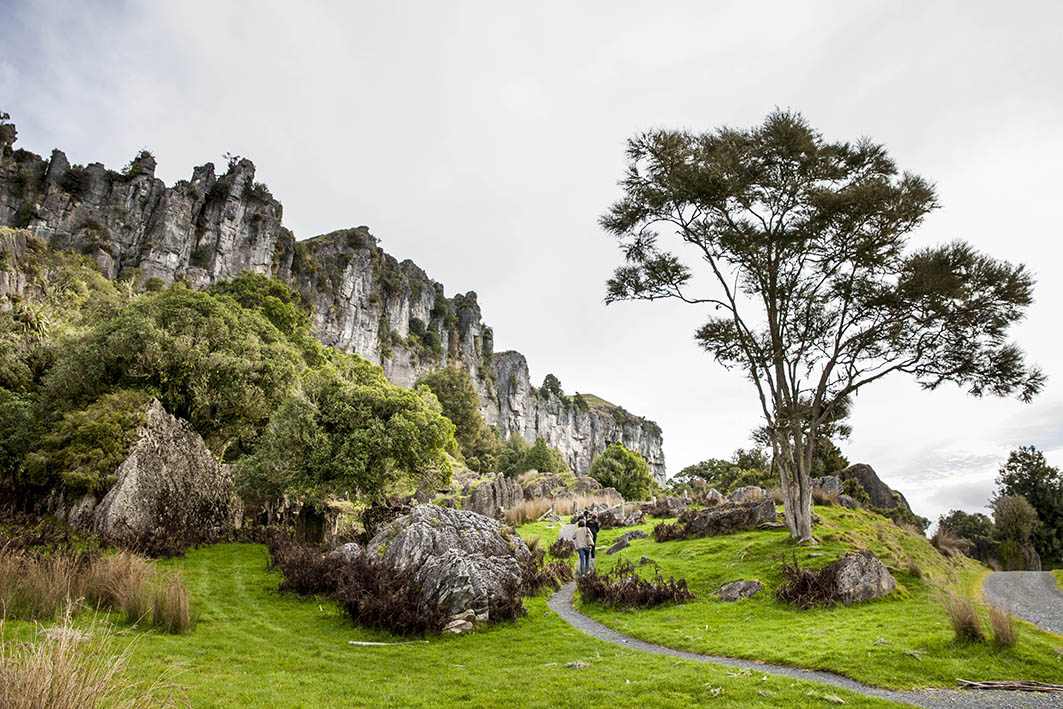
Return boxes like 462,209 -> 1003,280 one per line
983,571 -> 1063,636
547,581 -> 1063,708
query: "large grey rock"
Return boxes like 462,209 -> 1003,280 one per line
702,488 -> 725,506
812,475 -> 843,497
679,499 -> 777,539
839,464 -> 901,509
714,580 -> 763,602
728,486 -> 767,504
367,505 -> 529,622
641,497 -> 688,517
91,400 -> 239,546
463,475 -> 523,518
832,550 -> 896,605
965,536 -> 1041,571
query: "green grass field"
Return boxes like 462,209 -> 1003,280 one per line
4,543 -> 899,708
518,506 -> 1063,690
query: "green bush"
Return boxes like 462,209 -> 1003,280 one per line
842,477 -> 870,506
993,494 -> 1038,543
588,442 -> 652,500
938,509 -> 994,541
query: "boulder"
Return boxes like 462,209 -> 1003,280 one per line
641,497 -> 688,517
463,475 -> 523,518
605,529 -> 648,554
839,464 -> 899,509
728,486 -> 767,504
703,488 -> 725,506
838,494 -> 859,509
596,506 -> 645,529
367,505 -> 529,623
679,499 -> 777,539
91,400 -> 239,546
811,475 -> 842,497
832,550 -> 896,604
328,542 -> 362,563
714,580 -> 763,602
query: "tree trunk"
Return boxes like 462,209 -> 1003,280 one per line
776,438 -> 814,543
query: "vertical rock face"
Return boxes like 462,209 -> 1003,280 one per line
0,127 -> 666,480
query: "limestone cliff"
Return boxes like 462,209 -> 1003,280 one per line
0,122 -> 665,479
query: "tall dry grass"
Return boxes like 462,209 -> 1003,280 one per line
930,527 -> 965,558
0,606 -> 186,708
503,494 -> 624,526
0,547 -> 193,633
986,603 -> 1018,646
941,593 -> 983,642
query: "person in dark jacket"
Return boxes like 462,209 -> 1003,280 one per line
586,513 -> 601,558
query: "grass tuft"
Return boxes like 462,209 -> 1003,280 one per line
577,559 -> 694,609
941,593 -> 983,642
986,603 -> 1018,647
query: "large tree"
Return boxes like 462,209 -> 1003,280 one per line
994,446 -> 1063,559
601,111 -> 1043,542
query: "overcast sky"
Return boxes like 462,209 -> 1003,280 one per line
3,0 -> 1061,526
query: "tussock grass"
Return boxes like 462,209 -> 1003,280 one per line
986,603 -> 1018,647
930,527 -> 965,558
0,551 -> 80,620
504,497 -> 557,525
152,573 -> 193,635
811,489 -> 839,507
0,606 -> 184,708
941,593 -> 983,642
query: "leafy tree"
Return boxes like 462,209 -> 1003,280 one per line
43,286 -> 304,456
993,446 -> 1063,558
589,442 -> 652,500
235,356 -> 455,504
672,448 -> 773,494
522,437 -> 557,474
541,374 -> 564,399
415,366 -> 501,473
601,111 -> 1042,541
26,389 -> 151,493
0,389 -> 38,500
938,509 -> 994,541
497,435 -> 531,477
992,494 -> 1038,544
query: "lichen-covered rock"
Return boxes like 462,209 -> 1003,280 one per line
679,499 -> 777,539
714,580 -> 763,602
702,488 -> 725,506
328,542 -> 363,563
367,505 -> 529,622
812,475 -> 843,497
728,486 -> 767,504
833,550 -> 896,604
91,400 -> 239,546
838,494 -> 859,509
463,475 -> 523,518
641,497 -> 688,517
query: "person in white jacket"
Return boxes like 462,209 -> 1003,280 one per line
574,520 -> 595,575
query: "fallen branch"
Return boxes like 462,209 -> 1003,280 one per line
347,640 -> 429,646
957,679 -> 1063,693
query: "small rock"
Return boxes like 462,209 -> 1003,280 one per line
564,661 -> 589,669
328,542 -> 362,563
714,580 -> 764,602
605,537 -> 630,555
638,556 -> 654,566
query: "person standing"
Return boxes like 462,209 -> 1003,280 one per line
574,520 -> 594,576
586,513 -> 601,558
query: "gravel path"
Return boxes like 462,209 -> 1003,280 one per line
983,572 -> 1063,636
547,581 -> 1063,708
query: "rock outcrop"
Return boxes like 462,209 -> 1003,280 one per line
0,125 -> 666,481
811,475 -> 843,497
88,400 -> 240,546
678,499 -> 777,539
839,464 -> 908,510
965,536 -> 1041,571
831,550 -> 896,604
462,474 -> 524,518
367,505 -> 529,623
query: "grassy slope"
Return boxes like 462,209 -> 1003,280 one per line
1,544 -> 894,708
1054,568 -> 1063,591
518,507 -> 1063,690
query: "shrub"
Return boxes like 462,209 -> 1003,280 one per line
774,553 -> 840,610
986,603 -> 1018,647
266,535 -> 344,596
58,166 -> 92,198
941,593 -> 983,642
937,509 -> 994,541
518,546 -> 573,597
548,538 -> 574,559
576,559 -> 694,609
588,442 -> 653,501
841,477 -> 870,506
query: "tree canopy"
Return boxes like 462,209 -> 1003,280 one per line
589,442 -> 652,500
601,110 -> 1043,541
234,356 -> 455,504
993,446 -> 1063,558
415,366 -> 502,473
